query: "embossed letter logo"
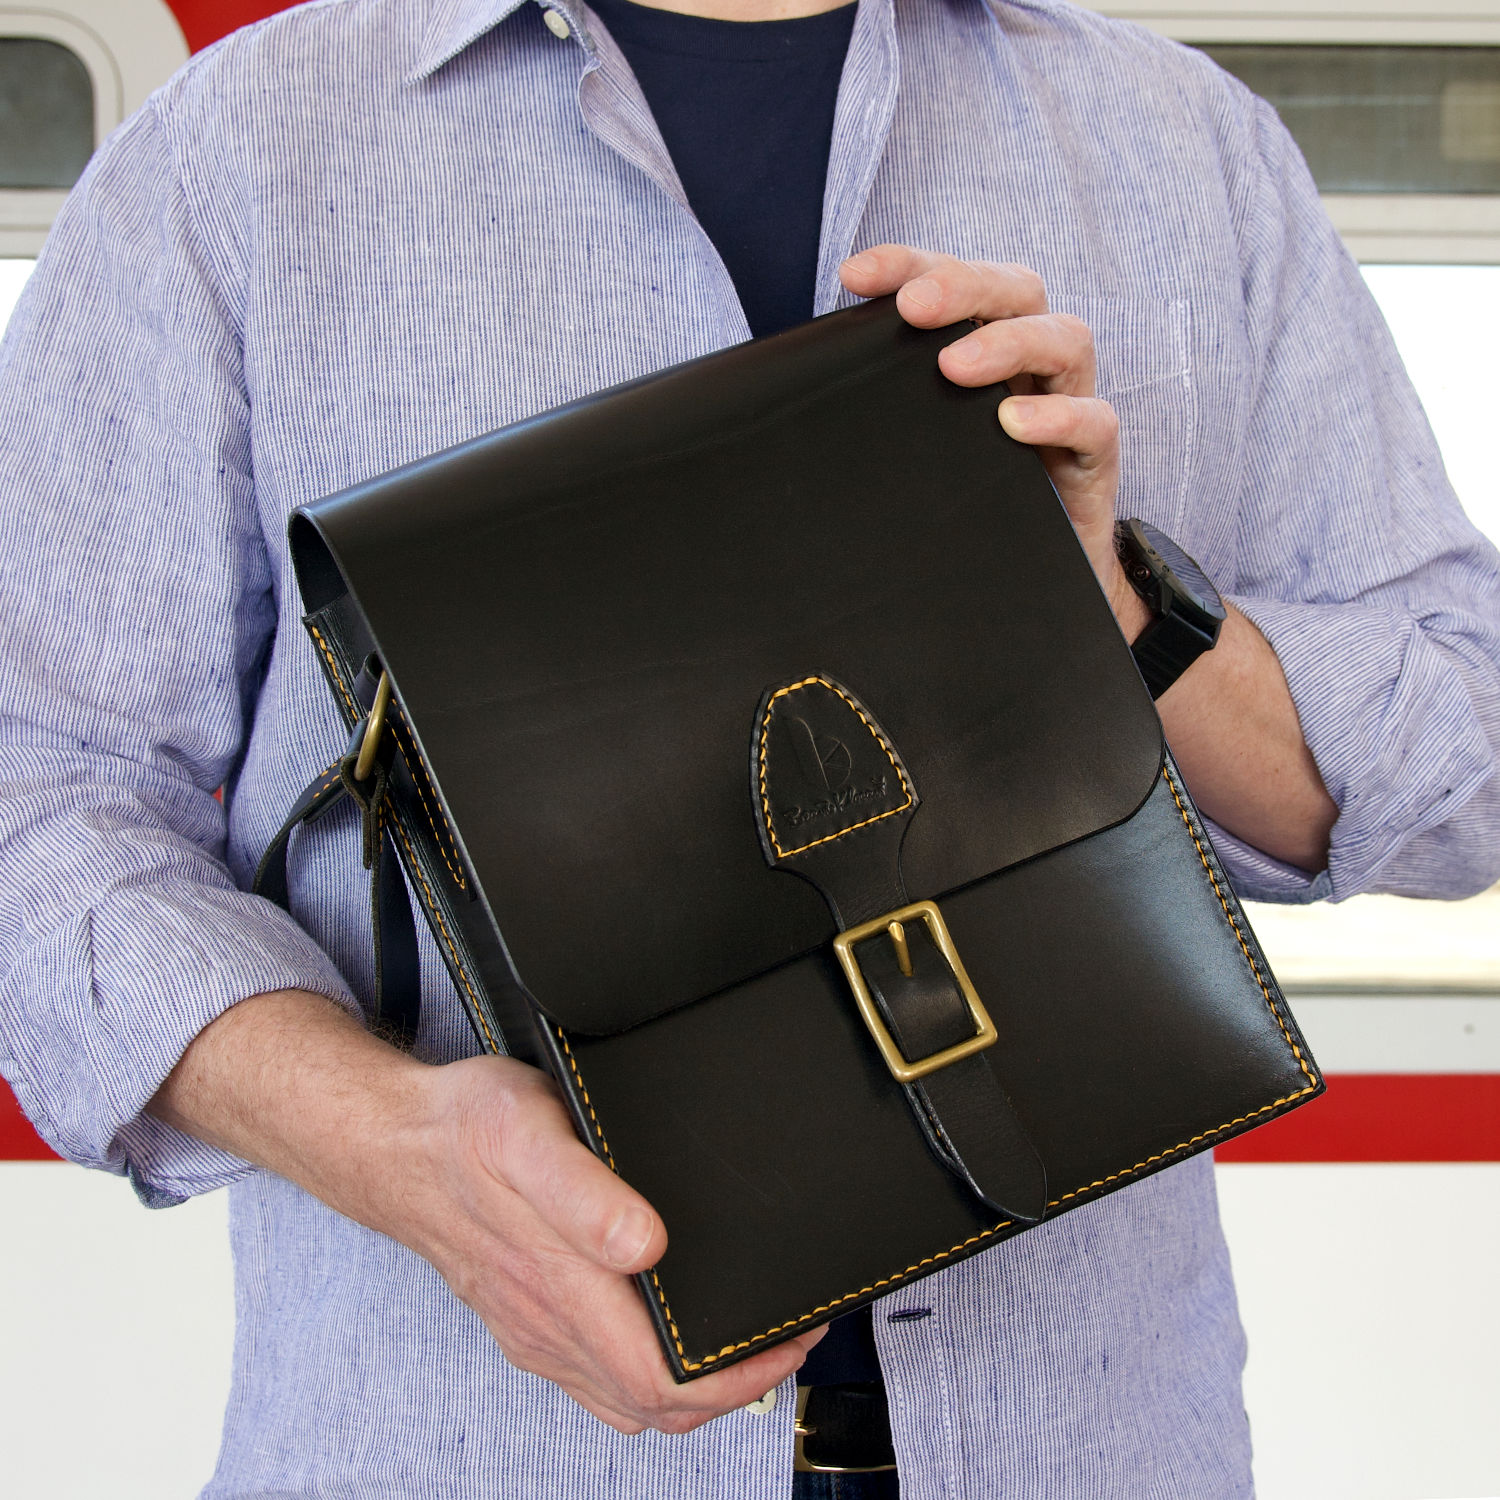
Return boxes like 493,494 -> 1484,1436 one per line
788,715 -> 851,793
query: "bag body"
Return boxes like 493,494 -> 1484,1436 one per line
286,299 -> 1322,1381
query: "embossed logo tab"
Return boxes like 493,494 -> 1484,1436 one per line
755,675 -> 916,861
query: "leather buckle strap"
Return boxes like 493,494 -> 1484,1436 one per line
793,1385 -> 898,1475
832,900 -> 996,1083
752,673 -> 1047,1223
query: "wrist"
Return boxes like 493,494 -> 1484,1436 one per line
298,1040 -> 459,1251
1104,557 -> 1153,643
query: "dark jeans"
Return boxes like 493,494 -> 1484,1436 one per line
791,1472 -> 901,1499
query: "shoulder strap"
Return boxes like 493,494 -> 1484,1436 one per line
253,672 -> 421,1049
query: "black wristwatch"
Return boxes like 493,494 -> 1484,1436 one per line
1116,518 -> 1226,700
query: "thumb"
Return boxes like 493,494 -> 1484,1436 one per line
495,1077 -> 668,1272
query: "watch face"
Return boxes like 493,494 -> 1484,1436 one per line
1137,523 -> 1227,624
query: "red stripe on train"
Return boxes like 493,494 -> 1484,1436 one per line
1,1080 -> 59,1161
5,1074 -> 1499,1164
165,1 -> 297,53
1216,1074 -> 1500,1162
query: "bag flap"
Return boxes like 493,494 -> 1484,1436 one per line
291,299 -> 1163,1036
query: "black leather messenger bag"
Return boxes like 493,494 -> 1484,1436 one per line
274,297 -> 1323,1383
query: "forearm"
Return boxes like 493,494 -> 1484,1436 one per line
147,989 -> 434,1233
1107,578 -> 1337,873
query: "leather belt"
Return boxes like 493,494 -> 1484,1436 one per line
793,1383 -> 898,1475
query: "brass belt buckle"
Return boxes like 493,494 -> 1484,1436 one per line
793,1387 -> 899,1475
831,898 -> 997,1084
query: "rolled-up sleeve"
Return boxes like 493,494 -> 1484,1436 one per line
0,102 -> 358,1205
1210,91 -> 1500,904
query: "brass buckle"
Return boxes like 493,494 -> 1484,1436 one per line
831,899 -> 996,1084
793,1387 -> 899,1475
352,671 -> 393,783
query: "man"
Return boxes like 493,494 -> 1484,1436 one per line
1,0 -> 1497,1494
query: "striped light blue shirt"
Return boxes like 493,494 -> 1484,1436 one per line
2,0 -> 1498,1494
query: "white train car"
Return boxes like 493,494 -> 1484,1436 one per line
1,3 -> 1496,1496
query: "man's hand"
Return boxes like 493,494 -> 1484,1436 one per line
149,990 -> 821,1434
401,1051 -> 823,1432
840,245 -> 1147,638
841,244 -> 1338,872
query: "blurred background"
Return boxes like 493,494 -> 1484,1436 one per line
1,1 -> 1497,1495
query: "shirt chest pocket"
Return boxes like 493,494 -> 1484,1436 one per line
1053,294 -> 1195,537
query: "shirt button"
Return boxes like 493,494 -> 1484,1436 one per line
744,1389 -> 778,1415
542,9 -> 571,38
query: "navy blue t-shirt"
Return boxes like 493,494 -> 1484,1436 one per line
587,0 -> 857,338
583,0 -> 878,1389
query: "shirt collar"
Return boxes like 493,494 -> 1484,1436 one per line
408,0 -> 892,83
409,0 -> 584,83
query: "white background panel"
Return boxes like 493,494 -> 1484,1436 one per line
1220,1163 -> 1500,1500
1288,996 -> 1500,1072
1,1164 -> 233,1499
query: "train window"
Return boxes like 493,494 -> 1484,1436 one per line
0,40 -> 93,191
1201,44 -> 1500,195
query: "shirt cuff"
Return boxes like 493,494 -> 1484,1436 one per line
1,880 -> 361,1207
1197,815 -> 1330,905
1228,593 -> 1496,902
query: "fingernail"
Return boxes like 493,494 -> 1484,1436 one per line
842,252 -> 875,275
604,1206 -> 654,1268
1005,397 -> 1036,422
903,277 -> 940,310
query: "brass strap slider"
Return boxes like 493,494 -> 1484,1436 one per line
352,671 -> 393,783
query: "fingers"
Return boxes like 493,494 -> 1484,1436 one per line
840,244 -> 1048,324
999,392 -> 1118,467
840,247 -> 1094,404
575,1323 -> 828,1437
838,242 -> 1123,586
939,312 -> 1096,397
1001,392 -> 1122,562
490,1247 -> 826,1437
432,1057 -> 832,1438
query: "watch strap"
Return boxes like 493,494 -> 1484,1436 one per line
1118,519 -> 1224,700
1130,611 -> 1220,701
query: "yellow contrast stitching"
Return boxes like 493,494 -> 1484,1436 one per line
553,1027 -> 618,1172
386,813 -> 500,1055
756,676 -> 914,858
387,709 -> 467,889
1045,1089 -> 1312,1206
308,624 -> 357,718
308,626 -> 499,1056
554,762 -> 1321,1375
684,1221 -> 1019,1367
304,759 -> 344,806
647,1268 -> 691,1359
1161,762 -> 1319,1091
